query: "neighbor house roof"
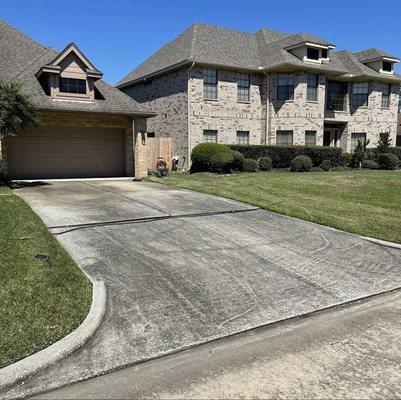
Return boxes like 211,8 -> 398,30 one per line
117,23 -> 401,87
0,20 -> 154,117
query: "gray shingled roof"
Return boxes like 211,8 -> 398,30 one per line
117,23 -> 401,87
354,48 -> 399,63
0,20 -> 154,117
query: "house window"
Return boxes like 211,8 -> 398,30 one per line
326,81 -> 347,111
203,68 -> 218,100
307,47 -> 320,60
307,72 -> 318,101
59,78 -> 86,94
352,82 -> 369,108
383,61 -> 392,72
305,130 -> 317,145
277,73 -> 295,101
203,130 -> 217,143
237,73 -> 250,102
276,130 -> 293,146
381,83 -> 391,108
351,132 -> 366,151
321,49 -> 328,59
236,131 -> 250,145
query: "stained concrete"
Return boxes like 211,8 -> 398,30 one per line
35,290 -> 401,399
3,180 -> 401,399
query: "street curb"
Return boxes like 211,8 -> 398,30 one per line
360,236 -> 401,250
0,280 -> 107,392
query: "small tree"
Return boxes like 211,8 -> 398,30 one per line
376,132 -> 392,154
352,139 -> 370,168
0,80 -> 40,139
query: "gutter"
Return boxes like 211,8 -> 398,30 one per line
37,106 -> 157,119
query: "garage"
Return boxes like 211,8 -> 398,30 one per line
5,126 -> 126,179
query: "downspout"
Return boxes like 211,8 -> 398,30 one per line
187,61 -> 195,170
262,69 -> 270,145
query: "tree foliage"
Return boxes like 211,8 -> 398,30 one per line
376,132 -> 392,154
0,80 -> 40,139
352,139 -> 370,166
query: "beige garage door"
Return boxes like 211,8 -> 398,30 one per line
6,126 -> 126,179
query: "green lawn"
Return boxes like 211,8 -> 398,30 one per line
0,186 -> 92,368
148,170 -> 401,244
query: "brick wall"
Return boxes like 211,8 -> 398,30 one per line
188,67 -> 264,161
121,66 -> 400,162
122,69 -> 188,167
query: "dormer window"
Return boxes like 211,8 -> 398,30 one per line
321,49 -> 328,59
382,61 -> 392,73
60,78 -> 87,94
307,48 -> 320,61
35,43 -> 103,102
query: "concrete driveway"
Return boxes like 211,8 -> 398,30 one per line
4,179 -> 401,398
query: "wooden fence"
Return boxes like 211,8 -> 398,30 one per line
146,137 -> 172,171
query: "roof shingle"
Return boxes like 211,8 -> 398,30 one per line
0,20 -> 154,117
117,23 -> 401,87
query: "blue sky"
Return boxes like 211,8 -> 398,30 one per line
2,0 -> 401,84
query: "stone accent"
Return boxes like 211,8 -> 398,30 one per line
122,69 -> 188,168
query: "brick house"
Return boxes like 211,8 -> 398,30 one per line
0,20 -> 154,179
117,23 -> 401,169
397,113 -> 401,146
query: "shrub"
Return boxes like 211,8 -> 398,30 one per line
259,156 -> 272,171
190,143 -> 233,173
243,158 -> 258,172
230,145 -> 342,168
378,153 -> 399,170
339,152 -> 352,167
351,139 -> 370,166
0,167 -> 9,184
320,159 -> 332,171
209,152 -> 235,174
290,155 -> 312,172
376,132 -> 392,155
362,159 -> 379,170
303,147 -> 343,167
231,151 -> 245,171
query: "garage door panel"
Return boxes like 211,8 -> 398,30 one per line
6,126 -> 126,179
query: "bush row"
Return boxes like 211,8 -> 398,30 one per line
229,145 -> 343,168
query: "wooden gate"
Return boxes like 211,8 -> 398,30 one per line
146,137 -> 172,171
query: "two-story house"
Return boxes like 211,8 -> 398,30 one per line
0,20 -> 154,180
117,23 -> 401,168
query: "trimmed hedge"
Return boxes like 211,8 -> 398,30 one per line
231,151 -> 245,171
378,153 -> 399,170
259,156 -> 273,171
362,159 -> 379,170
290,156 -> 312,172
366,147 -> 401,162
320,159 -> 332,171
243,159 -> 258,172
230,145 -> 343,168
191,143 -> 234,173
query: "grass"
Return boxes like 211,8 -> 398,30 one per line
148,170 -> 401,244
0,186 -> 92,368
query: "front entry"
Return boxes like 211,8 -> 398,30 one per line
323,128 -> 339,147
